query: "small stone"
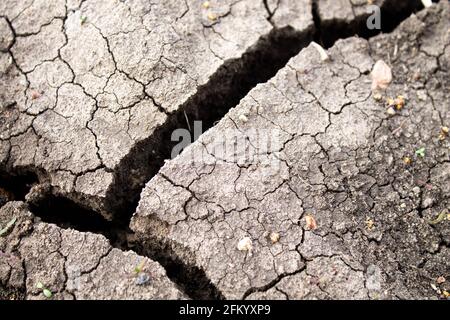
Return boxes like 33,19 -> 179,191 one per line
238,114 -> 248,123
207,12 -> 217,21
373,93 -> 382,101
422,197 -> 434,209
386,107 -> 396,116
371,60 -> 392,91
135,273 -> 151,286
237,237 -> 253,252
202,1 -> 210,9
31,91 -> 41,100
304,215 -> 317,230
400,203 -> 407,208
412,186 -> 421,195
366,218 -> 375,231
311,42 -> 329,62
437,276 -> 446,284
439,126 -> 449,140
269,232 -> 280,244
421,0 -> 433,8
430,283 -> 440,293
402,157 -> 411,165
417,90 -> 427,101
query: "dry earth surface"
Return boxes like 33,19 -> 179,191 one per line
0,0 -> 449,300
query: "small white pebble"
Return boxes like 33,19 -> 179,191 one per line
311,42 -> 329,61
238,114 -> 248,123
269,232 -> 280,244
421,0 -> 433,8
417,90 -> 427,101
237,237 -> 253,252
386,107 -> 396,116
400,203 -> 407,208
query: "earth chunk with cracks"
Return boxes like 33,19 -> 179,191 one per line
131,2 -> 450,300
0,201 -> 186,300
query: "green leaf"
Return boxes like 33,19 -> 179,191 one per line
43,289 -> 52,298
415,147 -> 425,158
0,217 -> 17,237
134,260 -> 145,274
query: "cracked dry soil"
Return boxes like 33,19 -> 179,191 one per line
0,0 -> 449,300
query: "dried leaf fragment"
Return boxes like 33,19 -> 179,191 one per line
394,95 -> 405,110
202,1 -> 210,9
371,60 -> 392,91
386,95 -> 406,110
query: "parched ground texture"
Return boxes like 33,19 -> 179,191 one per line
0,0 -> 449,300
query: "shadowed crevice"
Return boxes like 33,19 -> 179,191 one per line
312,0 -> 425,48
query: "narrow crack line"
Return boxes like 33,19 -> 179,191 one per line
242,264 -> 306,299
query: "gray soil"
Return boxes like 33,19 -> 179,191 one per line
0,0 -> 448,300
